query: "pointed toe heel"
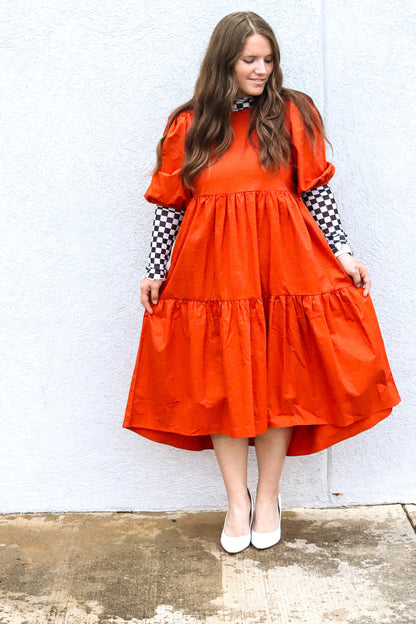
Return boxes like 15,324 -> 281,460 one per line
220,488 -> 253,554
250,493 -> 282,550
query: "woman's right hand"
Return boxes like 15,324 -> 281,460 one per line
140,277 -> 165,314
336,253 -> 371,297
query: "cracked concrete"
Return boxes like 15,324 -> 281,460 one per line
0,504 -> 415,623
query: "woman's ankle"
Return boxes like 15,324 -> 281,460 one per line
255,485 -> 280,503
226,486 -> 251,509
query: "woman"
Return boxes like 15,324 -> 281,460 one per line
123,12 -> 401,553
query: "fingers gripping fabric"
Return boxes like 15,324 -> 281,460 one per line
144,205 -> 184,280
301,184 -> 353,257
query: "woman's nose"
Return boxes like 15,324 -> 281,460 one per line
254,60 -> 267,75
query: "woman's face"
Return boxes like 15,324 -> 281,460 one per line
234,34 -> 274,98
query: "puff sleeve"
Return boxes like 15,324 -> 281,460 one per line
288,98 -> 335,195
144,110 -> 193,211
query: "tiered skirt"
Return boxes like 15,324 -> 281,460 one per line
123,190 -> 401,455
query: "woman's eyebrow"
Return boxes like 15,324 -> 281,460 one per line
242,54 -> 274,58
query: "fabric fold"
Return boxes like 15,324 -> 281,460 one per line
124,286 -> 400,455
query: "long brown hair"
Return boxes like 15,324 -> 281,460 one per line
153,11 -> 331,191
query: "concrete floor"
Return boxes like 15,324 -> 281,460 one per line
0,504 -> 415,624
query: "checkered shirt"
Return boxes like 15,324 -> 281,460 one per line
144,206 -> 185,280
232,95 -> 255,111
301,184 -> 352,257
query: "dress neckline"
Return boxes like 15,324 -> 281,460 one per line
232,95 -> 254,112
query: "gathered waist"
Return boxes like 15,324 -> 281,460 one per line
192,188 -> 299,199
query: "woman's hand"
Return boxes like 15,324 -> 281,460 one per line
140,277 -> 164,314
336,253 -> 371,297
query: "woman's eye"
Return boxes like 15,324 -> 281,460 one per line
242,58 -> 274,64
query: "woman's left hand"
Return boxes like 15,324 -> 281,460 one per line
336,253 -> 371,297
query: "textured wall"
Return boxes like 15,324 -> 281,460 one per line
1,1 -> 414,512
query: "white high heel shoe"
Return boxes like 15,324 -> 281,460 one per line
220,488 -> 253,554
250,493 -> 282,550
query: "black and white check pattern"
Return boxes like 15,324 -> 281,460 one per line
232,95 -> 255,111
301,184 -> 352,257
143,99 -> 352,280
143,206 -> 184,280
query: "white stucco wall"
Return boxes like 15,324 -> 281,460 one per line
1,0 -> 414,513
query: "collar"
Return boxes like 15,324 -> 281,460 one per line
232,95 -> 255,111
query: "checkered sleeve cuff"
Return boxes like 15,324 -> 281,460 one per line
301,184 -> 353,256
144,205 -> 184,280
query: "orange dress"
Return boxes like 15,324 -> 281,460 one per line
123,98 -> 401,455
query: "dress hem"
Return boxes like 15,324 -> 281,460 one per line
123,391 -> 401,456
122,403 -> 398,456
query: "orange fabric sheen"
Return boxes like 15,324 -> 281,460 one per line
124,99 -> 401,455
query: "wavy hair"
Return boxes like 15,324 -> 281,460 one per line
152,11 -> 332,191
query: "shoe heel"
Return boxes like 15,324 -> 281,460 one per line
220,488 -> 253,554
250,492 -> 282,550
